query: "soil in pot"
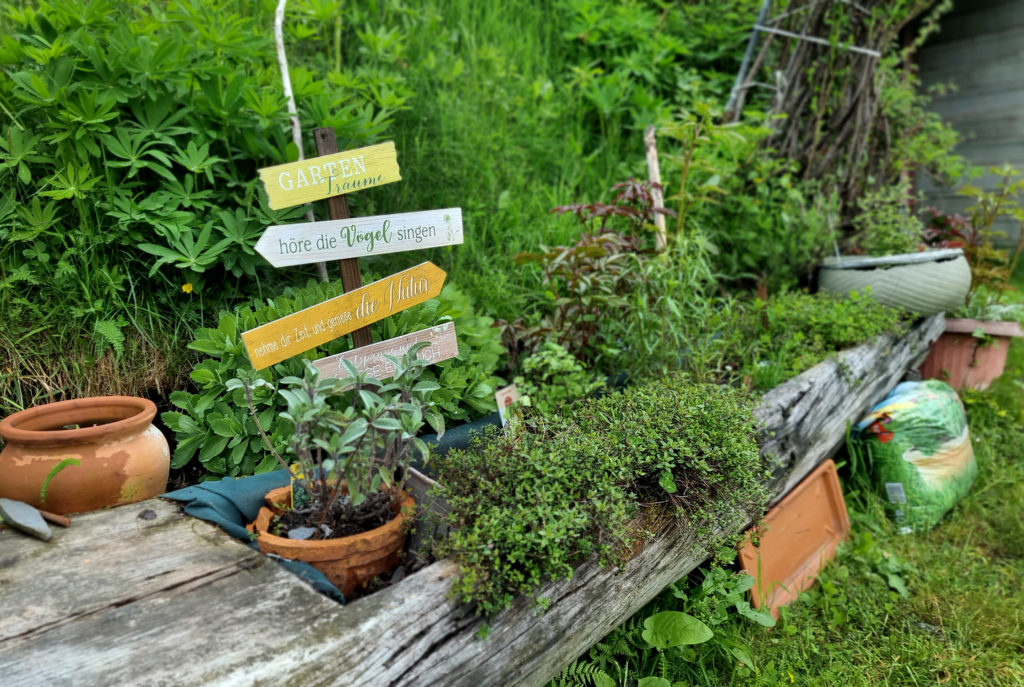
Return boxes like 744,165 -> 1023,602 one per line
251,485 -> 415,597
270,487 -> 396,539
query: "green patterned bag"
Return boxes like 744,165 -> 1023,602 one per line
853,380 -> 976,533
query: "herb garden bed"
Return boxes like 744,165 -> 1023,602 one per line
0,315 -> 943,687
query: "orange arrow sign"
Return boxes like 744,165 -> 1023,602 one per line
242,262 -> 447,369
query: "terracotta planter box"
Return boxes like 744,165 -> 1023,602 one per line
919,318 -> 1024,390
738,459 -> 850,617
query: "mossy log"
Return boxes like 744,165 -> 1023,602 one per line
0,314 -> 944,686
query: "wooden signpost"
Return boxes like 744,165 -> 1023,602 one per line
242,262 -> 447,369
255,208 -> 464,267
250,129 -> 463,377
312,323 -> 459,380
258,141 -> 401,210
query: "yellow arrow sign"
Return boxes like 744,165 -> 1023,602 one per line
258,141 -> 401,210
242,262 -> 447,369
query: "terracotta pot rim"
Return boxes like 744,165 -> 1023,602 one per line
943,318 -> 1024,338
252,489 -> 414,556
0,396 -> 157,446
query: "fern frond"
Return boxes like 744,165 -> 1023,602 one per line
93,318 -> 126,358
552,659 -> 614,686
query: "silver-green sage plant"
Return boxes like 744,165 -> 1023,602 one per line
227,343 -> 444,531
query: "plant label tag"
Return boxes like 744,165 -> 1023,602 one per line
495,384 -> 521,426
256,208 -> 464,267
241,262 -> 447,369
258,141 -> 401,209
312,323 -> 459,381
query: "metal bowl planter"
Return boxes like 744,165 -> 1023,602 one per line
818,248 -> 970,315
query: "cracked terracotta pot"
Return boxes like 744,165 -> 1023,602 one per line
0,396 -> 170,514
250,485 -> 414,597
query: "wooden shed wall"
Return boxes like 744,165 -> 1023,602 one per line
917,0 -> 1024,244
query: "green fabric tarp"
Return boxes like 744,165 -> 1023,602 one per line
162,470 -> 345,603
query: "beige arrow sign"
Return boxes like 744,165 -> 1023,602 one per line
258,141 -> 401,210
256,208 -> 463,267
242,262 -> 447,369
312,323 -> 459,381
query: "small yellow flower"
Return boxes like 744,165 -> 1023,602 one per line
998,409 -> 1007,417
789,671 -> 795,683
182,282 -> 193,294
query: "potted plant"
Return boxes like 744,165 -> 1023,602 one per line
918,166 -> 1024,389
231,344 -> 444,597
817,180 -> 972,314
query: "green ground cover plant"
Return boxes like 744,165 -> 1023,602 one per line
731,289 -> 911,391
433,375 -> 768,616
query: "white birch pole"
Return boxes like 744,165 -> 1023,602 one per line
275,0 -> 329,282
644,126 -> 667,251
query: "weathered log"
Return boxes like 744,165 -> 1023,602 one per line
0,315 -> 943,687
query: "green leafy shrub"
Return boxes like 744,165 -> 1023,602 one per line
0,0 -> 404,410
509,225 -> 643,370
603,230 -> 727,382
850,179 -> 923,256
434,375 -> 767,616
557,0 -> 756,152
660,107 -> 839,292
733,289 -> 911,390
513,341 -> 603,417
163,280 -> 504,478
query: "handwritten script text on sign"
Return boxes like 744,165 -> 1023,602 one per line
256,208 -> 463,267
258,141 -> 401,210
242,262 -> 447,369
312,323 -> 458,381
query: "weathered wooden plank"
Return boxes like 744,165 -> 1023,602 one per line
0,499 -> 343,687
0,315 -> 944,686
0,499 -> 261,641
757,314 -> 945,502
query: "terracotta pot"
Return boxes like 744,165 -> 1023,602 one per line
250,485 -> 414,597
0,396 -> 170,514
738,459 -> 850,617
818,248 -> 970,315
919,318 -> 1024,390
